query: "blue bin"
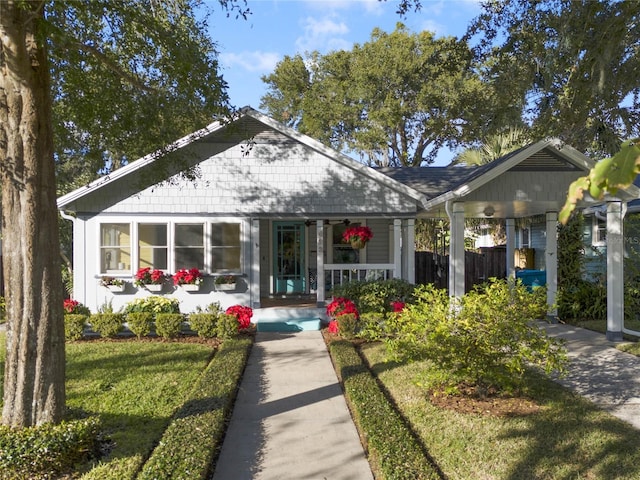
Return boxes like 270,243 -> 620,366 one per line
516,269 -> 546,290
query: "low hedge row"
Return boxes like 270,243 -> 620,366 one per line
136,336 -> 252,480
328,340 -> 441,480
0,417 -> 101,479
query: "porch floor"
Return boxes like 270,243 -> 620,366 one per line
255,295 -> 327,332
260,294 -> 320,308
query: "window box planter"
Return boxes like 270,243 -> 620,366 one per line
216,283 -> 236,291
144,284 -> 163,292
106,284 -> 126,293
181,283 -> 201,292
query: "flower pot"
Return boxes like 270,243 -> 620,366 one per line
106,284 -> 125,293
181,283 -> 200,292
216,283 -> 236,291
349,238 -> 367,249
144,284 -> 163,292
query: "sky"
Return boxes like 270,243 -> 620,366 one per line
203,0 -> 483,164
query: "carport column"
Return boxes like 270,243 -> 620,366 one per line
505,218 -> 516,279
449,202 -> 465,298
393,219 -> 402,279
316,220 -> 325,307
405,219 -> 416,284
250,219 -> 261,309
606,200 -> 624,341
545,211 -> 558,320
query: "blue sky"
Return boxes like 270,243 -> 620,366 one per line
203,0 -> 482,164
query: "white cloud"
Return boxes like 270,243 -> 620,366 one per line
420,19 -> 447,36
295,15 -> 351,52
220,51 -> 281,73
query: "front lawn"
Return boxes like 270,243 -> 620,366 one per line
0,333 -> 216,478
357,341 -> 640,479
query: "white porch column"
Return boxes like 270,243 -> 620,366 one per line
506,218 -> 516,280
316,220 -> 325,307
448,202 -> 465,298
250,219 -> 261,309
405,219 -> 416,284
393,219 -> 402,279
545,211 -> 558,320
606,200 -> 624,341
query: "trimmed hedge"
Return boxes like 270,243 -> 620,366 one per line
90,313 -> 124,338
137,336 -> 252,480
216,313 -> 238,339
155,313 -> 185,339
188,313 -> 218,339
328,340 -> 441,480
64,314 -> 87,341
0,417 -> 101,479
126,312 -> 153,339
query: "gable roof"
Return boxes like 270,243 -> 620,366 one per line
57,107 -> 427,210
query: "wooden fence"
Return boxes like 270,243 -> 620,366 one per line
415,247 -> 507,292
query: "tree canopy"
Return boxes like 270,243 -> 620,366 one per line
261,24 -> 498,167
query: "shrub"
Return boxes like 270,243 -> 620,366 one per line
90,313 -> 124,338
63,298 -> 91,316
558,279 -> 606,321
330,279 -> 415,315
336,313 -> 359,340
329,340 -> 439,479
126,312 -> 153,339
386,279 -> 567,394
358,312 -> 388,341
217,313 -> 239,339
189,313 -> 218,338
122,296 -> 180,319
64,314 -> 87,341
224,305 -> 253,329
138,337 -> 252,480
0,417 -> 101,479
155,313 -> 185,339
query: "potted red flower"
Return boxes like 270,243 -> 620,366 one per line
225,304 -> 253,330
134,267 -> 166,291
173,268 -> 203,291
342,225 -> 373,249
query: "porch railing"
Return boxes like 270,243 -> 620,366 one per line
322,263 -> 396,291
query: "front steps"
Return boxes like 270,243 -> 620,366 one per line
253,306 -> 328,332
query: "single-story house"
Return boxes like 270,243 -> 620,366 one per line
57,107 -> 639,338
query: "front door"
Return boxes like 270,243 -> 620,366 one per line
273,222 -> 305,294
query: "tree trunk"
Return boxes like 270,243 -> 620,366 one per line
0,1 -> 66,427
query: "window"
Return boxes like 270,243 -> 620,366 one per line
175,224 -> 204,270
332,224 -> 359,264
593,216 -> 607,246
211,223 -> 241,272
519,227 -> 531,249
100,223 -> 131,273
138,224 -> 168,270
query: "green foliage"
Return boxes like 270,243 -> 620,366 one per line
0,417 -> 101,479
0,296 -> 6,323
557,213 -> 586,287
336,313 -> 360,340
123,296 -> 180,319
330,279 -> 415,315
189,313 -> 218,339
126,312 -> 153,339
64,314 -> 87,341
358,312 -> 389,341
90,313 -> 124,338
328,340 -> 440,479
216,313 -> 239,340
137,337 -> 252,480
261,24 -> 491,166
557,279 -> 607,322
154,313 -> 185,339
386,280 -> 567,393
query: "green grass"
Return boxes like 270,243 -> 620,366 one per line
0,333 -> 216,478
358,341 -> 640,480
567,317 -> 640,344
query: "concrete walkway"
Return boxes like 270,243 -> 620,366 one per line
542,322 -> 640,429
211,331 -> 373,480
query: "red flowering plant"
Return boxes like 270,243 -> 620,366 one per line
391,301 -> 406,313
326,297 -> 359,334
173,268 -> 203,286
63,299 -> 91,316
342,226 -> 373,249
225,305 -> 253,330
134,267 -> 166,287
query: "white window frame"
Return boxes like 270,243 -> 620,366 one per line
519,227 -> 531,249
99,222 -> 132,274
593,215 -> 607,247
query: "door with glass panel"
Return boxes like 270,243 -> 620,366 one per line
273,222 -> 305,294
